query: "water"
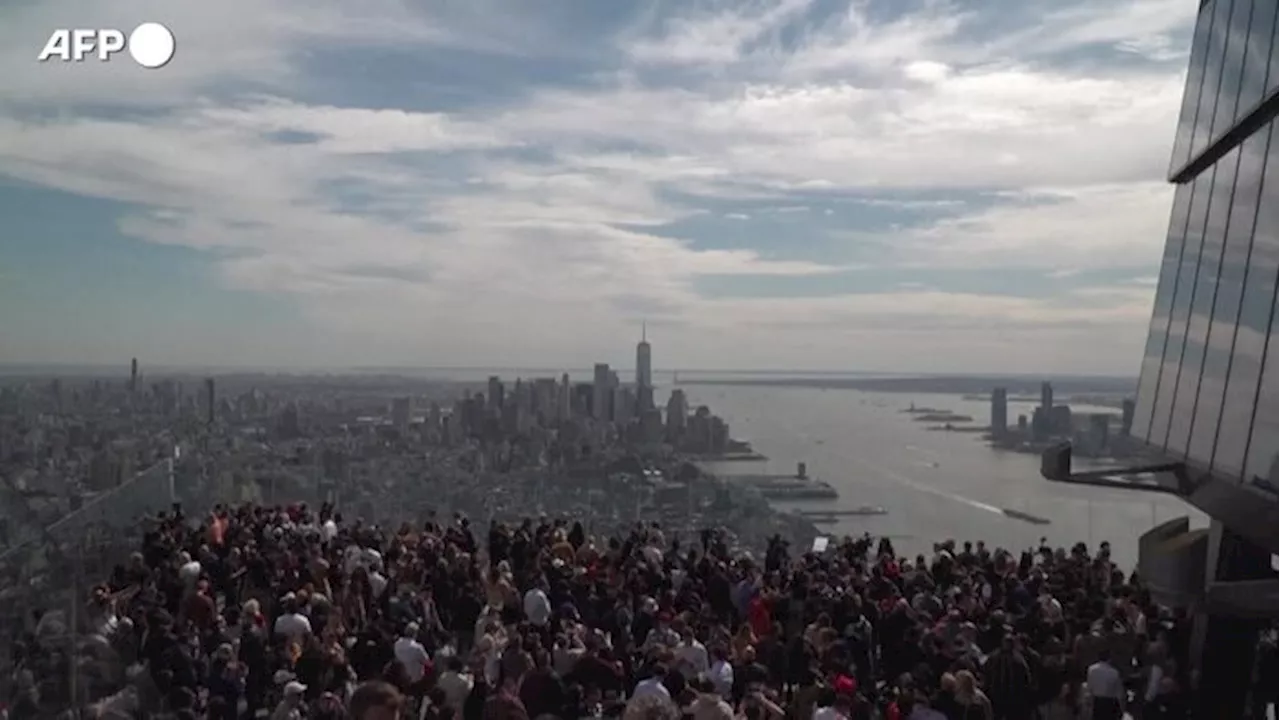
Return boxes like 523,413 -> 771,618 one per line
686,385 -> 1207,570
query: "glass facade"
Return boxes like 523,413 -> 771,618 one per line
1135,0 -> 1278,490
1171,0 -> 1277,176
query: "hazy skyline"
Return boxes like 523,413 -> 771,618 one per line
0,0 -> 1196,373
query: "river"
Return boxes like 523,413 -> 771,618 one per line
685,384 -> 1207,570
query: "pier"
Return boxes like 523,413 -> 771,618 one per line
794,507 -> 888,517
720,473 -> 805,483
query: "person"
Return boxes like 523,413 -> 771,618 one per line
812,688 -> 854,720
436,656 -> 475,716
16,497 -> 1198,720
522,578 -> 552,628
273,594 -> 313,642
708,645 -> 735,699
632,663 -> 672,703
674,623 -> 710,679
981,633 -> 1033,720
907,689 -> 948,720
349,680 -> 405,720
688,677 -> 734,720
1143,676 -> 1187,720
271,680 -> 308,720
1039,682 -> 1079,720
483,676 -> 531,720
1085,649 -> 1125,720
393,622 -> 432,691
954,669 -> 994,720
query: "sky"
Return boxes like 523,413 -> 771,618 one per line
0,0 -> 1199,374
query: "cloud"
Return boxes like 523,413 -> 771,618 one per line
876,183 -> 1175,270
0,0 -> 1198,372
625,0 -> 816,66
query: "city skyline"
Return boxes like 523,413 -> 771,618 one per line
2,0 -> 1199,373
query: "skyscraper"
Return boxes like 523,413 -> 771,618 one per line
204,377 -> 216,425
558,372 -> 572,420
636,323 -> 653,411
1039,381 -> 1053,412
666,388 -> 688,440
990,387 -> 1008,437
592,363 -> 611,420
130,357 -> 138,393
487,376 -> 503,414
1064,1 -> 1278,711
392,397 -> 411,431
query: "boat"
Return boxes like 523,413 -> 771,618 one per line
1002,508 -> 1051,525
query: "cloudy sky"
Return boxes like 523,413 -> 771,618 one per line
0,0 -> 1197,374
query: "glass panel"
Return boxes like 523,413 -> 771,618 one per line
1170,146 -> 1240,455
1171,1 -> 1221,175
1211,0 -> 1253,138
1151,170 -> 1215,445
1189,124 -> 1271,463
1133,182 -> 1197,440
1244,307 -> 1277,488
1239,0 -> 1278,113
1215,120 -> 1277,477
1191,0 -> 1237,159
1269,10 -> 1279,94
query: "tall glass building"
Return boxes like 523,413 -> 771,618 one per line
1132,0 -> 1277,505
1127,0 -> 1276,713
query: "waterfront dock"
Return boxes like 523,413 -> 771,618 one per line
719,472 -> 804,483
794,507 -> 888,517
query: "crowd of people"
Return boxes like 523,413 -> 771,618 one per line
2,500 -> 1268,720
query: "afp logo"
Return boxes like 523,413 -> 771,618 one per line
38,23 -> 176,69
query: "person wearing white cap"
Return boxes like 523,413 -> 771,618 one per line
271,681 -> 306,720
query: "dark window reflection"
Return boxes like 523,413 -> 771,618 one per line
1211,0 -> 1253,138
1170,146 -> 1240,454
1189,126 -> 1269,463
1215,120 -> 1277,476
1151,170 -> 1215,445
1191,0 -> 1237,158
1171,1 -> 1220,175
1239,0 -> 1277,111
1133,182 -> 1196,440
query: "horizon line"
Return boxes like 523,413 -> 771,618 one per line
0,362 -> 1137,381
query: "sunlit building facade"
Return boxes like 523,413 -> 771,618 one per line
1127,0 -> 1277,713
